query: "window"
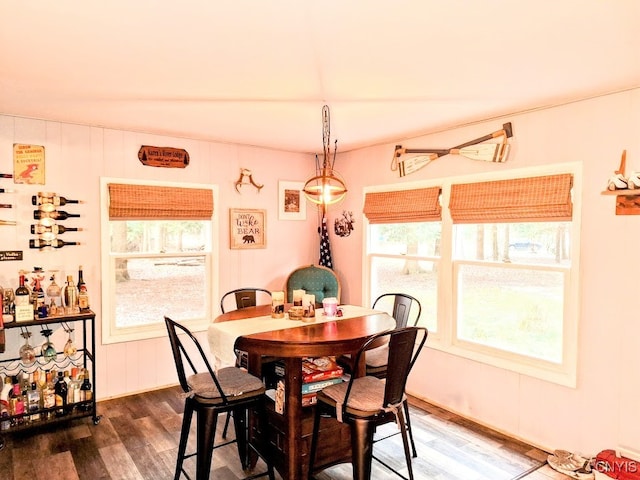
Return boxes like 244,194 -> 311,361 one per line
365,164 -> 581,386
101,178 -> 218,344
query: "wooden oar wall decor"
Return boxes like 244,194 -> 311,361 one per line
391,122 -> 513,177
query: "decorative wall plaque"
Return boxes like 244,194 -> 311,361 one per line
138,146 -> 189,168
13,144 -> 45,184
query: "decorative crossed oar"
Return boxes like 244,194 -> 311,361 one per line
391,122 -> 513,177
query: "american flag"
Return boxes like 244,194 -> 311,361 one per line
319,217 -> 333,269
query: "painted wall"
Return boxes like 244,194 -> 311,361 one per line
0,116 -> 321,403
1,87 -> 638,458
332,89 -> 640,458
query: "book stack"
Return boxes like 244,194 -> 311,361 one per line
301,356 -> 343,406
274,356 -> 344,407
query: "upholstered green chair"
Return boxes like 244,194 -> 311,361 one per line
284,264 -> 341,305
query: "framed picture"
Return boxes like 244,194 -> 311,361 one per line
278,181 -> 306,220
229,208 -> 267,249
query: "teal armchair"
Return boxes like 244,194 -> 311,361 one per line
284,264 -> 341,305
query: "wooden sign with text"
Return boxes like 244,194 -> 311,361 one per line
138,145 -> 190,168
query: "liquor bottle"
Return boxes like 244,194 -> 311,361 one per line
62,276 -> 78,312
30,223 -> 81,235
33,210 -> 80,221
0,376 -> 11,429
27,378 -> 40,421
10,382 -> 25,424
29,238 -> 81,249
42,371 -> 56,411
14,272 -> 33,322
54,371 -> 67,416
79,368 -> 92,407
67,369 -> 81,409
31,194 -> 79,206
77,267 -> 90,311
77,267 -> 86,291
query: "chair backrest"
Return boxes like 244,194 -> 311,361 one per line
164,316 -> 228,401
347,326 -> 428,410
372,293 -> 421,328
220,288 -> 272,313
284,264 -> 341,304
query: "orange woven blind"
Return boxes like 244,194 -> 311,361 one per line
108,183 -> 213,220
449,173 -> 573,224
363,187 -> 442,224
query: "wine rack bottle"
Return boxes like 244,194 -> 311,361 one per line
14,273 -> 33,322
33,210 -> 80,221
31,194 -> 80,206
30,223 -> 80,235
29,239 -> 80,249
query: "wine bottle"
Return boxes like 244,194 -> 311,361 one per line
0,220 -> 17,226
31,194 -> 80,206
33,210 -> 80,221
77,266 -> 86,291
14,273 -> 33,322
30,223 -> 80,235
0,188 -> 14,193
54,371 -> 67,416
0,204 -> 11,209
77,267 -> 90,311
29,239 -> 80,249
79,369 -> 92,411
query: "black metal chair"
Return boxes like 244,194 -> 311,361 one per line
308,326 -> 428,480
365,293 -> 422,377
220,288 -> 272,313
165,316 -> 275,480
338,293 -> 422,456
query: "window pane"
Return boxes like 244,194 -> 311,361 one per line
110,220 -> 210,254
114,256 -> 207,327
370,222 -> 441,256
370,256 -> 438,331
456,263 -> 564,363
454,222 -> 571,266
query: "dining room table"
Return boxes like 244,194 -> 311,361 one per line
207,303 -> 396,480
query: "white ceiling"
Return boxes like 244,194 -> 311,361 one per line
1,1 -> 640,154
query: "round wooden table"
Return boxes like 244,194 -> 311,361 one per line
217,305 -> 395,480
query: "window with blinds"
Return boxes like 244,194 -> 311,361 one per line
364,166 -> 581,387
101,179 -> 217,344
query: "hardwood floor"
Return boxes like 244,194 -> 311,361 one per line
0,386 -> 565,480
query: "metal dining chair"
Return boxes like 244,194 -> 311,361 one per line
164,316 -> 275,480
220,288 -> 272,313
338,293 -> 422,457
308,326 -> 428,480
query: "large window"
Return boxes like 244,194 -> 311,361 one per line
101,179 -> 218,344
365,164 -> 581,386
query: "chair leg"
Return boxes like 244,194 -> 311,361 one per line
175,400 -> 194,480
403,400 -> 417,458
397,408 -> 415,480
307,403 -> 323,479
232,406 -> 249,470
222,411 -> 232,439
196,407 -> 219,480
350,418 -> 376,480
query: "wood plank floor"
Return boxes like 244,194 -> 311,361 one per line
0,386 -> 565,480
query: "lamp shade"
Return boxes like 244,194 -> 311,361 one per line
303,167 -> 347,206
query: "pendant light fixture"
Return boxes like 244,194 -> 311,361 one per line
303,105 -> 347,211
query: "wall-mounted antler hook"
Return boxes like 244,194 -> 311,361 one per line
235,168 -> 264,193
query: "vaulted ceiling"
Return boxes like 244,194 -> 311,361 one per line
1,1 -> 639,154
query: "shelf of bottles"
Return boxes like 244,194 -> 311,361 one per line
0,267 -> 99,437
30,192 -> 82,249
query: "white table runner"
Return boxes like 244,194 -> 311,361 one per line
207,305 -> 379,367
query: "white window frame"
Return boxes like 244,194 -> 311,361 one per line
364,162 -> 582,387
100,177 -> 219,344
